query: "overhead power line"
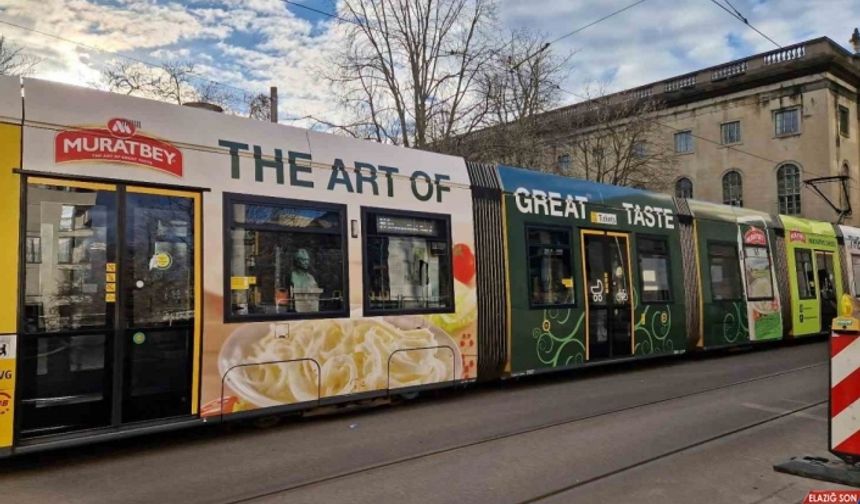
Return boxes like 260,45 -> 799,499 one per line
707,0 -> 781,49
511,0 -> 648,70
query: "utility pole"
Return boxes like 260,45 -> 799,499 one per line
270,86 -> 278,123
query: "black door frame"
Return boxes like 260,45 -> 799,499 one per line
581,230 -> 634,361
15,175 -> 201,442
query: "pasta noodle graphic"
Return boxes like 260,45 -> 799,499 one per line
226,319 -> 458,405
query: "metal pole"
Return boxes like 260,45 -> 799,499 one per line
270,86 -> 278,123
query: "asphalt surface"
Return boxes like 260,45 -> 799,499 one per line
0,339 -> 852,503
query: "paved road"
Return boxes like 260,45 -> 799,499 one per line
0,340 -> 851,503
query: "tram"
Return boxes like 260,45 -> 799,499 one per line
0,76 -> 850,456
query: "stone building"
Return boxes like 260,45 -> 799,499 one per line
534,33 -> 860,225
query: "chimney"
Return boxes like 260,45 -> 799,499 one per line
851,28 -> 860,55
270,86 -> 278,123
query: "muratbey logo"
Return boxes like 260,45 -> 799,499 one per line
55,118 -> 183,177
743,227 -> 767,246
790,230 -> 807,243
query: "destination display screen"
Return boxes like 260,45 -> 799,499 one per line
376,215 -> 438,236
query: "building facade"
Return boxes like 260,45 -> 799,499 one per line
536,36 -> 860,225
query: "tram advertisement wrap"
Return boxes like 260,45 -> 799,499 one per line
0,334 -> 15,447
23,77 -> 480,419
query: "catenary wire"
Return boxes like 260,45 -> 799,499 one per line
706,0 -> 781,48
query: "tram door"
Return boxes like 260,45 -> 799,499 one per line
18,179 -> 199,439
815,250 -> 837,331
582,231 -> 633,360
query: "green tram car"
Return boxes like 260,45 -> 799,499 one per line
2,77 -> 857,455
472,164 -> 852,379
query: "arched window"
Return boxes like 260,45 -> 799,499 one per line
722,170 -> 743,207
777,163 -> 801,215
675,177 -> 693,199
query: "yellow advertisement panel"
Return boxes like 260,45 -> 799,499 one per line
0,334 -> 16,448
0,123 -> 21,335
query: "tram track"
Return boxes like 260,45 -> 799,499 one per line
217,360 -> 826,504
521,399 -> 827,503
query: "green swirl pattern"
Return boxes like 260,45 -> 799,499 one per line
532,308 -> 586,367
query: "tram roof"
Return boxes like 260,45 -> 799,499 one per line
496,164 -> 675,208
687,199 -> 778,227
780,214 -> 837,237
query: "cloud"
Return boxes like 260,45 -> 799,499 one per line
0,0 -> 857,123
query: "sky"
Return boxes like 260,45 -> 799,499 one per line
0,0 -> 858,127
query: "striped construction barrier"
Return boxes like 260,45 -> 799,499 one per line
831,294 -> 860,463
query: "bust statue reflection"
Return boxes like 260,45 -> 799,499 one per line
290,248 -> 318,290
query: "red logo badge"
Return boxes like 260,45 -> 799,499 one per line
743,227 -> 767,246
55,119 -> 183,177
790,230 -> 807,243
0,391 -> 11,416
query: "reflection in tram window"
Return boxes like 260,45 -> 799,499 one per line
364,211 -> 452,314
227,197 -> 347,318
526,227 -> 574,307
794,249 -> 816,300
708,243 -> 743,301
23,185 -> 115,333
638,237 -> 671,302
126,194 -> 195,326
743,246 -> 774,300
851,255 -> 860,297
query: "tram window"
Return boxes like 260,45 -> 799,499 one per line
637,237 -> 671,303
708,242 -> 743,301
743,246 -> 774,300
526,227 -> 575,307
851,254 -> 860,297
226,196 -> 347,320
794,249 -> 816,300
363,210 -> 453,314
23,184 -> 115,333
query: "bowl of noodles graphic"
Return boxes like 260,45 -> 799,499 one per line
218,317 -> 462,409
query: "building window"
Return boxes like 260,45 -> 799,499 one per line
743,244 -> 774,300
674,130 -> 694,153
527,226 -> 575,307
363,209 -> 453,315
226,195 -> 348,320
722,170 -> 743,207
25,236 -> 41,263
632,142 -> 647,158
774,107 -> 800,136
721,121 -> 741,145
840,106 -> 850,137
777,163 -> 801,215
638,236 -> 671,303
708,242 -> 743,301
557,153 -> 571,172
675,177 -> 693,199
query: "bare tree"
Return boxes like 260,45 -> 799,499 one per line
447,29 -> 568,166
246,92 -> 272,121
322,0 -> 498,148
0,35 -> 40,76
102,60 -> 199,105
546,91 -> 677,190
101,60 -> 273,120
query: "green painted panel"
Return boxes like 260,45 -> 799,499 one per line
498,166 -> 686,374
695,219 -> 750,347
